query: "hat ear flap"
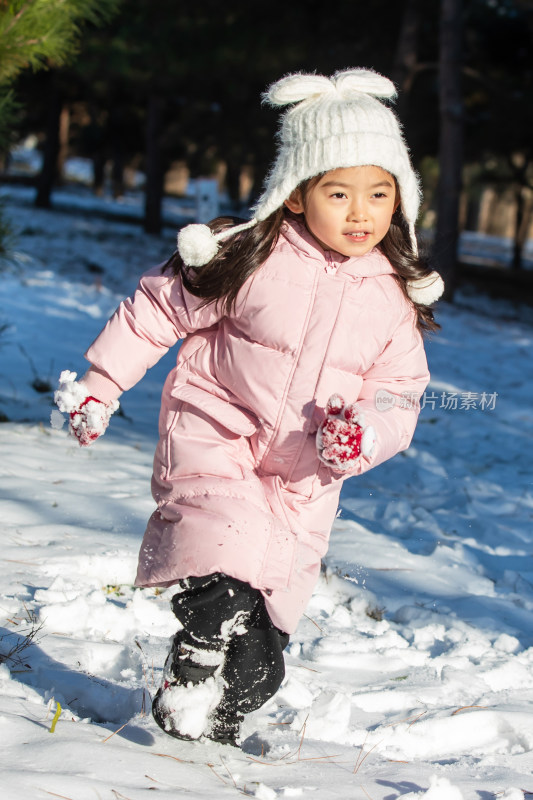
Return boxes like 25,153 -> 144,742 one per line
333,69 -> 396,99
265,73 -> 334,106
266,69 -> 397,107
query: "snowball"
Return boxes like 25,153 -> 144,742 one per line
53,370 -> 119,444
54,370 -> 87,413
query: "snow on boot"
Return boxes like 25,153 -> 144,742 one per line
152,632 -> 226,741
208,711 -> 244,747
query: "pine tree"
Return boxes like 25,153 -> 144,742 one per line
0,0 -> 120,251
0,0 -> 120,149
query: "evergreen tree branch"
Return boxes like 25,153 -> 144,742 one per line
0,0 -> 122,83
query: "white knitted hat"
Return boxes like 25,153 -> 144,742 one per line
177,68 -> 444,304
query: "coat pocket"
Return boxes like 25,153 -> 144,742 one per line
170,383 -> 259,437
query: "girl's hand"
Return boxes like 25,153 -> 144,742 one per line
52,370 -> 119,447
317,394 -> 376,471
68,396 -> 111,446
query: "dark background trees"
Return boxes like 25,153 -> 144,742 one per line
2,0 -> 533,294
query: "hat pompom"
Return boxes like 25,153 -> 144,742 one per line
406,271 -> 445,305
177,224 -> 220,267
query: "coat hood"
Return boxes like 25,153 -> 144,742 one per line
280,217 -> 396,278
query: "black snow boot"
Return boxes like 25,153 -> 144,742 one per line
152,574 -> 262,745
152,573 -> 289,746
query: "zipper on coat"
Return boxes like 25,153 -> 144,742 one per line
258,270 -> 320,472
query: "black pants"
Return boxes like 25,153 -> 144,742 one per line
170,573 -> 289,716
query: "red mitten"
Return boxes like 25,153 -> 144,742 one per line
68,395 -> 108,446
317,394 -> 376,471
52,370 -> 119,447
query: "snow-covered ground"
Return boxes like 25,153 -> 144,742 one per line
1,185 -> 533,799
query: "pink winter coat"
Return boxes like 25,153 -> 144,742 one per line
81,218 -> 430,634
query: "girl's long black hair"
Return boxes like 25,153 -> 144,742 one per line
165,182 -> 439,333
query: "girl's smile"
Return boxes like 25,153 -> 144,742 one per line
284,165 -> 399,258
344,231 -> 370,241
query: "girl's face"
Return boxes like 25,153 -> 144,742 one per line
284,165 -> 399,258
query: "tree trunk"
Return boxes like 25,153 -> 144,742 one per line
433,0 -> 464,300
57,105 -> 70,181
144,94 -> 165,234
225,149 -> 244,209
511,186 -> 525,270
92,153 -> 106,195
508,152 -> 533,271
511,184 -> 533,270
391,0 -> 421,120
108,106 -> 126,198
35,74 -> 62,208
111,152 -> 124,198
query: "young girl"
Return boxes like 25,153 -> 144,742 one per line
54,68 -> 443,747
